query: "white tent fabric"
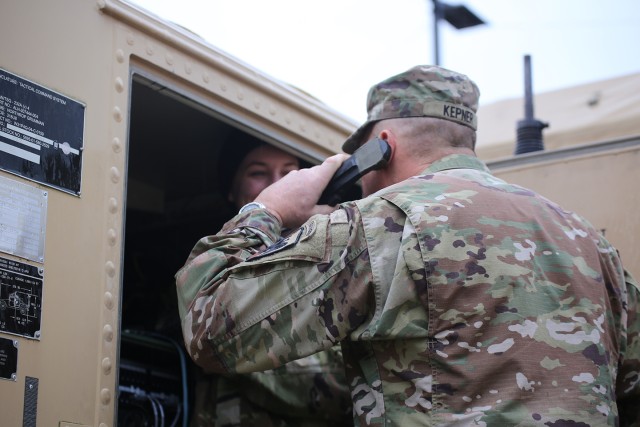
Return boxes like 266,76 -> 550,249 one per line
475,71 -> 640,161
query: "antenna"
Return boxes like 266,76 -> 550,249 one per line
515,55 -> 548,154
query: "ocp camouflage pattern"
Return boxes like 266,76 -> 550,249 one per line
176,154 -> 640,426
343,65 -> 480,153
366,66 -> 479,125
191,347 -> 352,427
180,209 -> 352,426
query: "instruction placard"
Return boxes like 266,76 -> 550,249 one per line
0,68 -> 84,195
0,336 -> 18,381
0,256 -> 43,339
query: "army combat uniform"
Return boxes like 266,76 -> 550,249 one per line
191,346 -> 351,427
177,154 -> 640,426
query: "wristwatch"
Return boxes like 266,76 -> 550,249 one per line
238,201 -> 266,214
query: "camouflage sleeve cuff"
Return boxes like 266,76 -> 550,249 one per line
220,207 -> 283,246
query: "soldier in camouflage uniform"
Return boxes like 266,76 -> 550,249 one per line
177,65 -> 640,426
192,140 -> 352,426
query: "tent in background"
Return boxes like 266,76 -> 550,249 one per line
475,71 -> 640,161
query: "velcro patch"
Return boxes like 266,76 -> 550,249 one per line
246,220 -> 317,261
330,209 -> 348,224
247,227 -> 304,261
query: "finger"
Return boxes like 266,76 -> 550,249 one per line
313,154 -> 350,187
324,153 -> 350,169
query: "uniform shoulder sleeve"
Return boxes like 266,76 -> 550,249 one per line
617,268 -> 640,424
180,205 -> 371,374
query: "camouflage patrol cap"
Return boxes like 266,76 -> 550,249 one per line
342,65 -> 480,153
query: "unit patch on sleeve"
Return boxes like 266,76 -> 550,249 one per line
247,227 -> 303,261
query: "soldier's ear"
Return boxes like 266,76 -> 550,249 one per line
377,130 -> 396,166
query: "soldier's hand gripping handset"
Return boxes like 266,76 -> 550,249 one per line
254,138 -> 390,229
318,137 -> 391,206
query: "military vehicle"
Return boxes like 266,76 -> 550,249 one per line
0,1 -> 637,426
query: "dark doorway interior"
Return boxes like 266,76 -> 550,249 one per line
118,75 -> 286,426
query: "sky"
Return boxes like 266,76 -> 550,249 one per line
128,0 -> 639,124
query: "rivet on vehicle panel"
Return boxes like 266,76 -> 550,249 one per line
166,53 -> 174,65
185,63 -> 192,75
105,261 -> 116,278
103,325 -> 114,342
112,137 -> 122,153
104,292 -> 114,310
110,167 -> 120,183
102,357 -> 112,375
220,83 -> 227,92
269,107 -> 276,116
203,73 -> 210,83
116,49 -> 125,63
108,197 -> 118,214
126,33 -> 135,46
115,77 -> 124,93
254,100 -> 261,110
107,229 -> 117,246
237,90 -> 244,101
113,106 -> 122,123
146,44 -> 154,56
100,388 -> 111,405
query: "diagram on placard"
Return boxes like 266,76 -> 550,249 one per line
0,256 -> 43,339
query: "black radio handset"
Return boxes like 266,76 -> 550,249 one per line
318,137 -> 391,206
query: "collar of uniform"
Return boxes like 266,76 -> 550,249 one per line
422,154 -> 490,175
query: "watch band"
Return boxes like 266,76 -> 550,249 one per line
238,201 -> 266,214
